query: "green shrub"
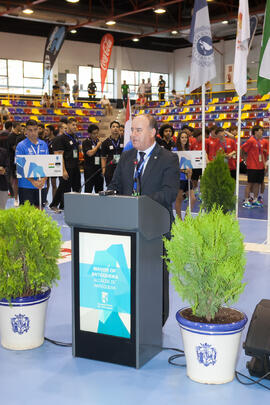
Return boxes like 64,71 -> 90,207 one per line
200,152 -> 236,213
164,207 -> 246,322
0,202 -> 62,302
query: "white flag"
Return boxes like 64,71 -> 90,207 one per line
124,96 -> 132,147
233,0 -> 250,97
189,0 -> 216,92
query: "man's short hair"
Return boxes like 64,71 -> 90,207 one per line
193,129 -> 202,138
12,121 -> 21,129
230,125 -> 237,132
68,118 -> 76,124
252,125 -> 263,135
181,124 -> 194,133
60,117 -> 68,124
209,125 -> 218,133
46,124 -> 55,133
110,120 -> 120,128
215,127 -> 224,135
4,120 -> 12,130
26,119 -> 38,127
120,124 -> 125,129
88,124 -> 99,133
143,114 -> 158,133
37,123 -> 44,129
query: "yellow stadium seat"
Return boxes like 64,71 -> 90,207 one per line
54,109 -> 62,115
189,122 -> 195,128
164,101 -> 170,107
263,103 -> 270,110
185,114 -> 192,121
209,98 -> 219,104
260,94 -> 270,101
218,113 -> 227,120
30,115 -> 38,121
33,101 -> 41,107
187,99 -> 193,105
138,109 -> 144,115
241,112 -> 249,119
2,100 -> 11,106
89,117 -> 99,123
76,109 -> 84,116
242,104 -> 251,111
222,122 -> 231,129
62,102 -> 69,108
232,96 -> 239,103
182,107 -> 190,113
32,108 -> 40,115
165,115 -> 174,122
208,106 -> 216,112
83,103 -> 90,109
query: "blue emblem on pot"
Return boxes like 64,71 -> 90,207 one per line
11,314 -> 30,335
196,343 -> 217,366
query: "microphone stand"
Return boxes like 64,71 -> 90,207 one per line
79,159 -> 115,193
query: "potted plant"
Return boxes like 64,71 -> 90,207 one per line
164,206 -> 248,384
0,202 -> 61,350
200,152 -> 236,213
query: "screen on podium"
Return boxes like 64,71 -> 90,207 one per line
77,230 -> 132,339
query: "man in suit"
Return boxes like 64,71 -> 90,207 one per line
109,114 -> 179,324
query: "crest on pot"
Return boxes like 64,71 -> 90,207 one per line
11,314 -> 30,335
196,343 -> 217,366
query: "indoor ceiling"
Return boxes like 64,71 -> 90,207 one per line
0,0 -> 266,52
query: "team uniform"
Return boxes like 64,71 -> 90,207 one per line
156,137 -> 175,151
82,137 -> 103,193
218,137 -> 237,179
101,136 -> 124,186
15,137 -> 48,206
205,136 -> 219,161
241,136 -> 265,184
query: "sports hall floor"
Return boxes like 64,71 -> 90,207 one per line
1,185 -> 270,404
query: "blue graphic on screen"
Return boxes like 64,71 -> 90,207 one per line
80,243 -> 131,338
27,162 -> 46,179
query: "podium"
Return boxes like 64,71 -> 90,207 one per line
64,192 -> 170,368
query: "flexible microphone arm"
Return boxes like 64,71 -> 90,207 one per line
79,159 -> 115,193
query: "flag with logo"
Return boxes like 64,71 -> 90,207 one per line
100,34 -> 114,93
124,96 -> 132,148
43,26 -> 66,87
189,0 -> 216,92
258,0 -> 270,95
233,0 -> 250,97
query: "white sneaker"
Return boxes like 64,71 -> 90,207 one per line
14,199 -> 19,207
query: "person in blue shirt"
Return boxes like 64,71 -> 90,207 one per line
15,119 -> 48,208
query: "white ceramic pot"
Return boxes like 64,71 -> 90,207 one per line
176,308 -> 248,384
0,289 -> 51,350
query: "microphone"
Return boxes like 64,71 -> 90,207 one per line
79,159 -> 115,193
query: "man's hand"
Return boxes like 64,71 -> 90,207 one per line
31,178 -> 47,189
63,170 -> 69,180
0,166 -> 5,175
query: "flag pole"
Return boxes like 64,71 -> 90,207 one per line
235,97 -> 242,218
202,84 -> 206,173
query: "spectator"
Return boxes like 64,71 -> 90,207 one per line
7,121 -> 21,206
157,124 -> 175,150
121,80 -> 129,108
169,90 -> 184,107
72,80 -> 79,103
138,79 -> 146,97
100,95 -> 113,116
88,79 -> 97,100
0,120 -> 12,149
60,81 -> 66,103
158,75 -> 166,101
44,124 -> 57,202
65,82 -> 70,103
52,80 -> 60,108
15,119 -> 48,208
0,146 -> 9,209
41,93 -> 50,108
38,123 -> 45,140
101,121 -> 123,186
145,78 -> 152,101
216,127 -> 237,180
119,124 -> 125,137
0,106 -> 10,127
136,93 -> 147,107
82,124 -> 103,194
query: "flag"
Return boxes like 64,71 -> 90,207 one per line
43,26 -> 66,88
189,0 -> 216,93
233,0 -> 250,97
100,34 -> 114,93
258,0 -> 270,95
124,96 -> 132,148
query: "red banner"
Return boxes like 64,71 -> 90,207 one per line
100,34 -> 114,93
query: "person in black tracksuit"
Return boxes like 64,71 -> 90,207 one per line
82,124 -> 103,193
101,121 -> 124,186
49,118 -> 81,211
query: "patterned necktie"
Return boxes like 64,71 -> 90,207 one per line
137,151 -> 146,179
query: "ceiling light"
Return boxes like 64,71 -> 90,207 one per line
22,8 -> 34,14
154,7 -> 166,14
106,20 -> 116,26
70,29 -> 77,34
222,20 -> 229,24
171,30 -> 178,35
66,0 -> 80,3
132,38 -> 139,42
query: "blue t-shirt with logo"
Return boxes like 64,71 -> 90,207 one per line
15,138 -> 49,189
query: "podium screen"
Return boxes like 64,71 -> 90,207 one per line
78,231 -> 131,339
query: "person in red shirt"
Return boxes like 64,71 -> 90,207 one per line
182,125 -> 196,149
241,125 -> 265,208
205,125 -> 220,161
216,127 -> 237,179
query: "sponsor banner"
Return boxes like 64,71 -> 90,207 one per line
174,150 -> 205,169
100,33 -> 114,93
16,154 -> 63,178
43,26 -> 66,87
79,232 -> 131,339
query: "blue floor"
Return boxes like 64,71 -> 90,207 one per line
1,196 -> 270,404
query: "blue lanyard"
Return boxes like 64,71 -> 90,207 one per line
133,149 -> 154,194
65,132 -> 78,147
256,139 -> 262,154
111,138 -> 120,150
220,139 -> 227,153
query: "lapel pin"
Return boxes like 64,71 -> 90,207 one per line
154,155 -> 157,159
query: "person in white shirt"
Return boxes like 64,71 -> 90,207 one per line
138,79 -> 146,97
100,95 -> 113,116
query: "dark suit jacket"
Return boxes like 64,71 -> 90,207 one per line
108,143 -> 179,222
